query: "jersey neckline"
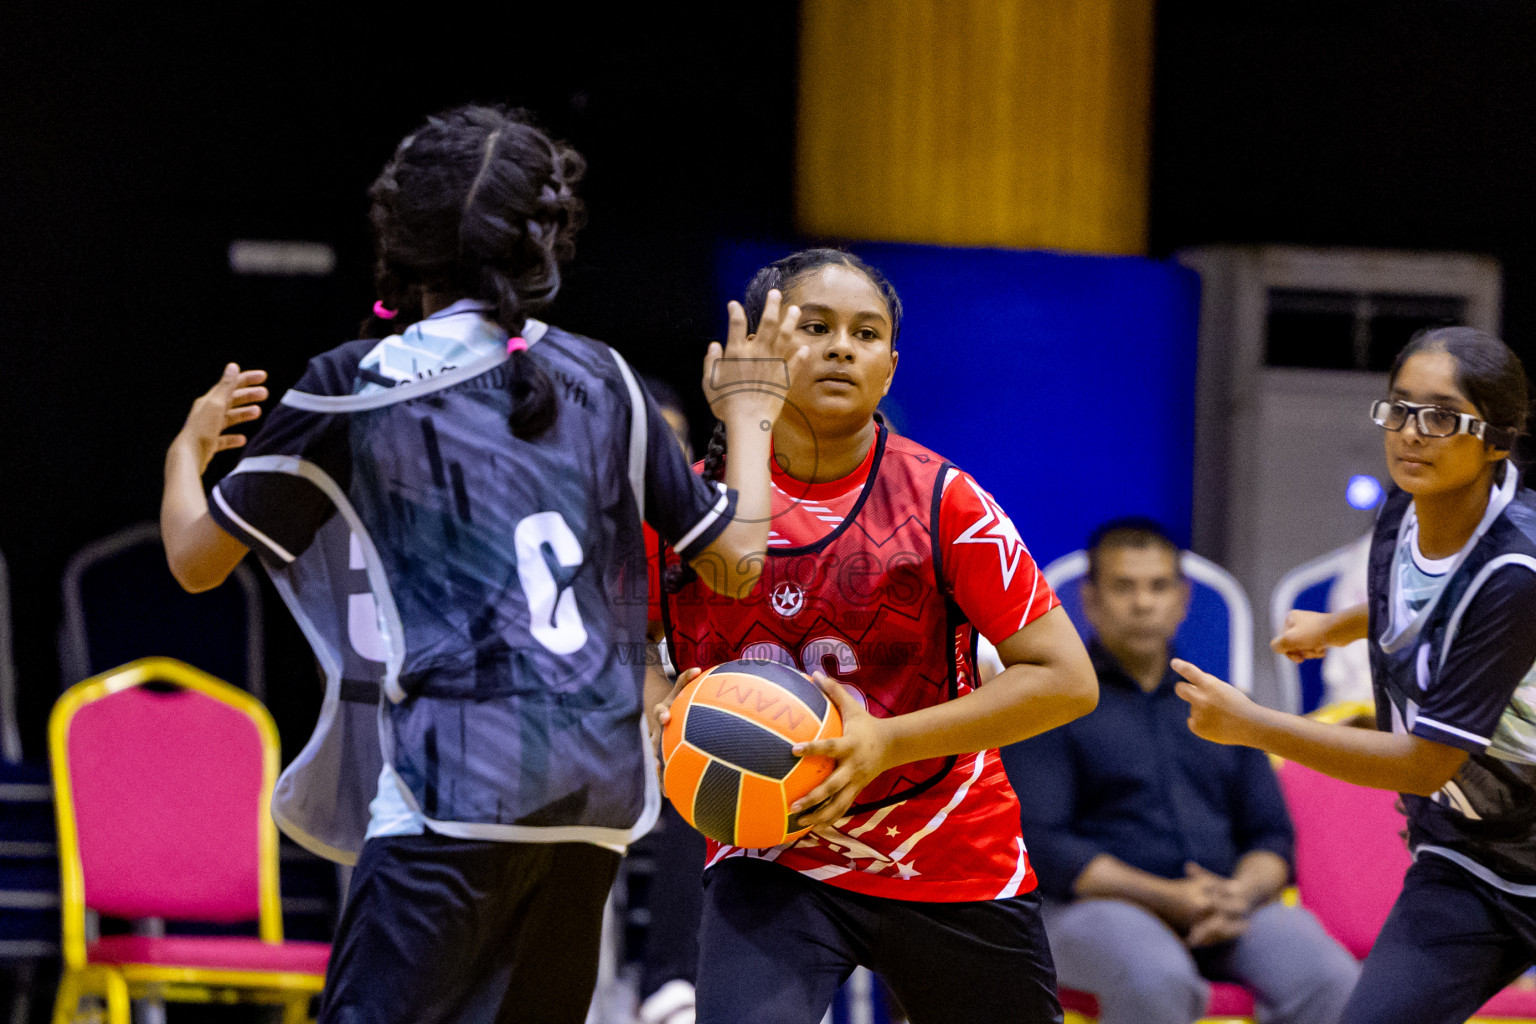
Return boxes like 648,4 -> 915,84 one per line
1407,522 -> 1457,576
770,430 -> 878,503
767,424 -> 888,558
281,319 -> 549,413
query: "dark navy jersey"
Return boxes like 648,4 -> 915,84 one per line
265,513 -> 388,863
210,315 -> 735,854
1368,462 -> 1536,892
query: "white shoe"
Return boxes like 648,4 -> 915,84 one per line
638,979 -> 696,1024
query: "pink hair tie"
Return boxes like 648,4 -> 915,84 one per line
372,301 -> 398,320
507,336 -> 528,354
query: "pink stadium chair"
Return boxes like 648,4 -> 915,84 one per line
48,658 -> 329,1024
1059,982 -> 1256,1024
1277,754 -> 1536,1023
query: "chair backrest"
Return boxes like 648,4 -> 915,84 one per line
1043,549 -> 1255,693
49,659 -> 282,968
0,548 -> 21,763
59,523 -> 264,698
1270,537 -> 1370,715
1276,759 -> 1411,960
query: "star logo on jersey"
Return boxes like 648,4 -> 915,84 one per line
770,582 -> 805,618
954,477 -> 1028,589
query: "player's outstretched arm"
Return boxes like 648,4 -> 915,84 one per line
1171,658 -> 1466,795
1271,604 -> 1368,663
789,607 -> 1098,827
161,363 -> 263,592
691,291 -> 810,598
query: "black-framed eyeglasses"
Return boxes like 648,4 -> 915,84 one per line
1370,400 -> 1516,448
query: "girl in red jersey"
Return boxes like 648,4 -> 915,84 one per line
655,248 -> 1098,1024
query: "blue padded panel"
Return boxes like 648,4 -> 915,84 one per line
1294,579 -> 1334,714
714,240 -> 1200,563
1055,575 -> 1233,683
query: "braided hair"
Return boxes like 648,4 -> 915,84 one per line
664,248 -> 902,593
367,104 -> 585,439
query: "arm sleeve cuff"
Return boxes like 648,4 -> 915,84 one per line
208,483 -> 296,564
1411,716 -> 1491,752
671,486 -> 738,563
208,469 -> 335,564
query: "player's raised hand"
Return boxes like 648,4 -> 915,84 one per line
788,672 -> 893,829
177,363 -> 269,474
701,291 -> 811,431
1171,658 -> 1258,747
1271,609 -> 1334,664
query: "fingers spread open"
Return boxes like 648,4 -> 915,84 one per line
701,340 -> 723,383
226,406 -> 262,427
787,343 -> 813,381
757,290 -> 781,340
771,303 -> 801,349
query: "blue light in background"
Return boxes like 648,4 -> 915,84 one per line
1347,474 -> 1384,510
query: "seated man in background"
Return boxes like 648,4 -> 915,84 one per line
1004,519 -> 1358,1024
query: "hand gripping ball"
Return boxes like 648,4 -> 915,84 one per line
661,659 -> 843,848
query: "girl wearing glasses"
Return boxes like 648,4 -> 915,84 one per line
1173,326 -> 1536,1024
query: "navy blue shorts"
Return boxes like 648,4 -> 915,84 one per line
1341,853 -> 1536,1024
318,833 -> 620,1024
695,857 -> 1062,1024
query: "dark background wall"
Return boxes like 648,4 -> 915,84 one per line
0,5 -> 799,752
3,1 -> 1534,755
1150,2 -> 1536,353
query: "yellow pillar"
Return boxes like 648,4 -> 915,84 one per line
797,0 -> 1154,255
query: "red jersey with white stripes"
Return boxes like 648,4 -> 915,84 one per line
658,425 -> 1058,901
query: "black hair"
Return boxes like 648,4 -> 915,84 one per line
1389,326 -> 1529,450
664,248 -> 902,594
1085,517 -> 1182,583
741,248 -> 903,345
367,104 -> 585,439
